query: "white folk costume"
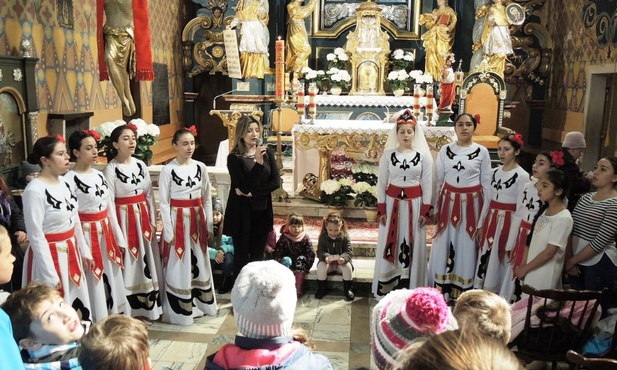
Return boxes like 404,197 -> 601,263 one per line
474,165 -> 529,293
65,169 -> 128,322
429,142 -> 491,300
159,159 -> 217,325
372,123 -> 433,299
22,178 -> 92,321
103,157 -> 162,320
499,179 -> 542,302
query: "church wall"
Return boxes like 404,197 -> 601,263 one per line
0,0 -> 185,160
543,0 -> 617,149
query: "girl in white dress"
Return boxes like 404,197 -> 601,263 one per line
22,136 -> 92,320
103,125 -> 162,320
159,127 -> 217,325
474,133 -> 529,293
499,151 -> 558,302
514,170 -> 572,290
372,109 -> 433,299
429,113 -> 492,301
66,130 -> 128,322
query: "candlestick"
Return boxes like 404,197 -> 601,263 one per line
426,85 -> 434,116
275,38 -> 285,101
284,72 -> 290,96
413,84 -> 421,117
308,82 -> 317,124
297,81 -> 305,121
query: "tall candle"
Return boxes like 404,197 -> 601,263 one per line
426,85 -> 434,116
308,82 -> 317,118
297,82 -> 305,111
284,72 -> 290,95
275,37 -> 285,101
413,84 -> 421,117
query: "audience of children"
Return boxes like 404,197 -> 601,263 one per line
452,289 -> 511,344
205,260 -> 333,369
208,197 -> 235,294
371,287 -> 458,370
273,212 -> 315,297
79,314 -> 150,370
0,176 -> 27,293
315,212 -> 354,301
2,282 -> 88,369
158,127 -> 217,325
372,109 -> 433,299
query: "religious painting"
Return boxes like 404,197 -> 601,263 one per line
56,0 -> 74,29
505,3 -> 525,26
0,92 -> 26,167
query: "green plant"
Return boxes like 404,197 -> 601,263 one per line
390,49 -> 415,71
351,162 -> 379,185
352,182 -> 377,208
320,178 -> 353,207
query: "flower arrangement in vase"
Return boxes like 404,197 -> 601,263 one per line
301,67 -> 325,91
389,49 -> 415,71
96,119 -> 160,164
387,70 -> 411,95
325,68 -> 352,94
326,48 -> 351,70
320,178 -> 353,208
351,181 -> 377,208
351,162 -> 379,185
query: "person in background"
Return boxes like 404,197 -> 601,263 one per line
559,131 -> 591,211
452,289 -> 511,345
264,227 -> 276,259
208,197 -> 234,294
79,314 -> 150,370
0,176 -> 27,293
16,161 -> 40,190
315,212 -> 354,301
0,225 -> 24,370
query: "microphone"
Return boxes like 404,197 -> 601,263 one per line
213,88 -> 239,110
256,138 -> 268,160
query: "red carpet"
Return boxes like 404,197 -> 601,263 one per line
274,215 -> 379,242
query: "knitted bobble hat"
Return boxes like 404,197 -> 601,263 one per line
562,131 -> 586,149
371,288 -> 458,370
212,197 -> 224,214
21,161 -> 41,177
231,261 -> 297,339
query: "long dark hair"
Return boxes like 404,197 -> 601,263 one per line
27,136 -> 63,167
231,116 -> 262,155
526,170 -> 569,245
603,156 -> 617,188
106,125 -> 136,161
68,130 -> 97,161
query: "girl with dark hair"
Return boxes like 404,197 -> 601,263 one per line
66,130 -> 127,322
513,170 -> 572,290
567,156 -> 617,318
102,125 -> 162,321
158,127 -> 217,325
224,116 -> 280,279
0,175 -> 27,293
474,133 -> 529,293
429,113 -> 492,301
22,136 -> 92,320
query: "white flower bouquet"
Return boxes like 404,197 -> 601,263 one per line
390,49 -> 415,70
95,119 -> 160,163
352,181 -> 377,208
326,48 -> 350,70
351,162 -> 379,185
325,68 -> 352,89
320,178 -> 353,207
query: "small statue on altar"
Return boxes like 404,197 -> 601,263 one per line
419,0 -> 457,81
438,54 -> 456,114
229,0 -> 270,79
286,0 -> 318,79
472,0 -> 514,77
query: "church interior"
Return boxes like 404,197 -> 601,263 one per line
1,0 -> 617,369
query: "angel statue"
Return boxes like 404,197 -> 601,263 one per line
229,0 -> 270,79
419,0 -> 457,81
286,0 -> 318,79
471,0 -> 514,77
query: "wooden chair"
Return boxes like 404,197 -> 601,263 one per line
267,106 -> 298,146
511,285 -> 604,370
567,350 -> 617,370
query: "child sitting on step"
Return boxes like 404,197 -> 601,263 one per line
315,212 -> 354,301
208,198 -> 234,294
273,213 -> 315,298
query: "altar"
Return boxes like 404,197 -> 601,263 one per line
293,120 -> 454,201
307,95 -> 438,121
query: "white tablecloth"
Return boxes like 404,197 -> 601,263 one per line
215,139 -> 229,167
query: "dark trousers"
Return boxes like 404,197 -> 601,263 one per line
570,253 -> 617,319
210,252 -> 234,278
233,209 -> 270,277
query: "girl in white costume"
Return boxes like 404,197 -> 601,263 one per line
103,124 -> 162,320
474,133 -> 529,293
499,151 -> 558,302
22,136 -> 92,320
429,113 -> 492,301
372,109 -> 433,299
66,130 -> 128,322
159,127 -> 217,325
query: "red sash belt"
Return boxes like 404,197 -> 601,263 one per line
480,200 -> 517,262
382,185 -> 422,265
79,210 -> 124,279
169,198 -> 208,260
436,182 -> 483,239
115,193 -> 153,260
45,229 -> 82,293
510,220 -> 532,272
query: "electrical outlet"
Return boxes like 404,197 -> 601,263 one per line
237,82 -> 250,91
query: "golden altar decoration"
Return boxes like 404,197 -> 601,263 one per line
209,105 -> 263,152
345,0 -> 390,96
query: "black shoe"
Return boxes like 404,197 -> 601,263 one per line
218,277 -> 233,294
343,280 -> 354,301
315,280 -> 327,299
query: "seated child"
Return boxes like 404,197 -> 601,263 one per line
0,225 -> 25,370
208,198 -> 234,294
371,287 -> 458,370
205,260 -> 333,369
452,289 -> 511,344
2,282 -> 88,369
315,212 -> 354,301
79,314 -> 150,370
273,213 -> 315,297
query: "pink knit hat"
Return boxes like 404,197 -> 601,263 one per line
371,288 -> 458,370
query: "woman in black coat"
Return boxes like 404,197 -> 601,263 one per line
224,116 -> 280,278
0,176 -> 28,292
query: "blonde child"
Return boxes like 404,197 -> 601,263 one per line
208,197 -> 234,294
79,314 -> 150,370
0,225 -> 24,370
315,212 -> 354,301
273,213 -> 315,297
452,289 -> 511,344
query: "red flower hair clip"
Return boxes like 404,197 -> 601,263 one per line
83,129 -> 101,141
55,134 -> 65,143
510,132 -> 524,147
474,114 -> 481,125
396,109 -> 417,127
127,123 -> 138,132
550,150 -> 564,167
187,125 -> 198,135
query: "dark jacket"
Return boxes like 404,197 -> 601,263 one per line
223,148 -> 280,239
0,193 -> 27,292
316,232 -> 353,263
558,148 -> 591,211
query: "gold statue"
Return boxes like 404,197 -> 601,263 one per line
286,0 -> 317,77
419,0 -> 457,81
229,0 -> 270,79
472,0 -> 513,77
